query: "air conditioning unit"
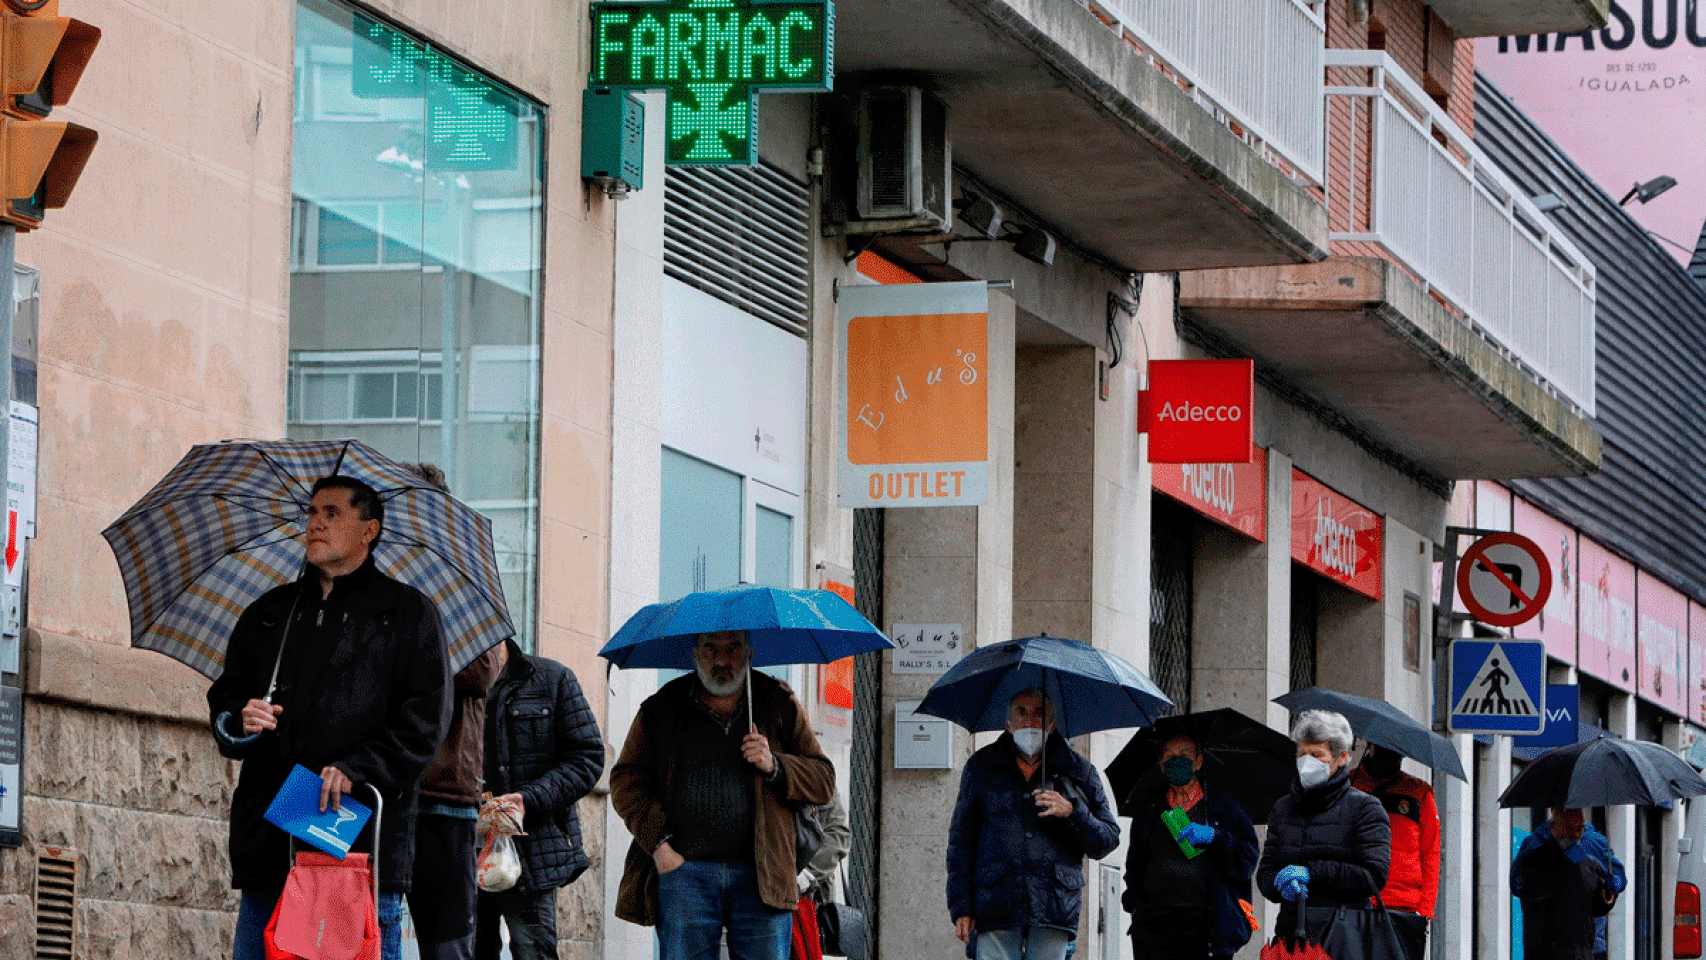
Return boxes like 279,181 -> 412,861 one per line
857,86 -> 951,228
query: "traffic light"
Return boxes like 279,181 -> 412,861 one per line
0,0 -> 97,231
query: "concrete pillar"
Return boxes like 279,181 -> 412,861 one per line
1475,734 -> 1514,960
1012,344 -> 1095,642
1434,731 -> 1475,960
1610,692 -> 1638,960
877,291 -> 1015,960
1666,719 -> 1686,960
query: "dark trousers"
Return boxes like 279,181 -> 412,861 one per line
407,812 -> 479,960
1130,904 -> 1215,960
476,886 -> 557,960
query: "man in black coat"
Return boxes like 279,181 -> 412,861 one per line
476,637 -> 605,960
208,476 -> 451,960
1257,710 -> 1392,940
947,689 -> 1121,960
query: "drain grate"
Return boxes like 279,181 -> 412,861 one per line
34,851 -> 76,960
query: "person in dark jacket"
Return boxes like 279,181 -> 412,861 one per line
1122,734 -> 1260,959
208,476 -> 451,960
1257,710 -> 1391,940
1511,808 -> 1624,960
947,689 -> 1120,960
401,462 -> 505,960
476,637 -> 606,960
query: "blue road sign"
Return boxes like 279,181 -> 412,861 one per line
1512,683 -> 1578,750
1449,639 -> 1546,735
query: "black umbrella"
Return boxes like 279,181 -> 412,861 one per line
1105,708 -> 1295,825
1498,735 -> 1706,809
1275,687 -> 1467,781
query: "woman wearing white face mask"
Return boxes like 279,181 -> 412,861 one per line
1255,710 -> 1393,940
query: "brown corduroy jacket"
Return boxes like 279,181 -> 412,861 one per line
611,671 -> 834,924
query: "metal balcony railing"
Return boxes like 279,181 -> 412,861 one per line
1325,50 -> 1597,417
1089,0 -> 1326,185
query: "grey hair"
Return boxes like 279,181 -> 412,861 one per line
1291,709 -> 1354,757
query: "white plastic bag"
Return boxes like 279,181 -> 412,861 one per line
478,833 -> 521,892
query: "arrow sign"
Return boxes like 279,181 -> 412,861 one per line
4,509 -> 17,575
1457,532 -> 1552,628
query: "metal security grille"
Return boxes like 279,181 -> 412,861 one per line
1290,570 -> 1319,692
847,507 -> 884,960
34,852 -> 76,960
663,161 -> 811,336
1150,496 -> 1193,715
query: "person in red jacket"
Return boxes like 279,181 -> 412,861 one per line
1351,743 -> 1438,960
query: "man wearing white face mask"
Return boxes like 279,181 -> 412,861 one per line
946,689 -> 1120,960
1256,710 -> 1392,940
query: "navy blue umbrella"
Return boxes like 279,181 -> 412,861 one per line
1499,735 -> 1706,809
916,634 -> 1171,738
1276,687 -> 1467,781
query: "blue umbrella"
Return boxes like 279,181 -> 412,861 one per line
915,634 -> 1172,739
600,584 -> 893,669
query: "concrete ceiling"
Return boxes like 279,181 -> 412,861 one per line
1180,258 -> 1602,481
1427,0 -> 1609,39
831,0 -> 1327,272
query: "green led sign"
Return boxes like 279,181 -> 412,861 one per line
352,18 -> 522,172
590,0 -> 834,165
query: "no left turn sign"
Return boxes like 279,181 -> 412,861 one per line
1457,532 -> 1552,628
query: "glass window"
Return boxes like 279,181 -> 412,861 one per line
289,0 -> 544,650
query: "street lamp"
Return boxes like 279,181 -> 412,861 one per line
1619,175 -> 1677,206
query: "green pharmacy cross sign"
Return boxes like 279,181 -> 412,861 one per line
590,0 -> 834,165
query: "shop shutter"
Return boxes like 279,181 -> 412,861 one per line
1150,496 -> 1193,715
1290,570 -> 1319,692
846,507 -> 884,960
663,161 -> 811,337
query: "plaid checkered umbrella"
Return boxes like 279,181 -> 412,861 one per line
101,438 -> 514,679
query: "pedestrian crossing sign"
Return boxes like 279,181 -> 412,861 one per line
1449,639 -> 1546,734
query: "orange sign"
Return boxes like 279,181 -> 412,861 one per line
820,574 -> 857,718
839,282 -> 990,507
1291,469 -> 1383,600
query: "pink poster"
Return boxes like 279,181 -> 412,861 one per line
1475,481 -> 1513,531
1637,571 -> 1688,713
1514,499 -> 1577,665
1579,537 -> 1638,692
1477,9 -> 1706,265
1691,602 -> 1706,725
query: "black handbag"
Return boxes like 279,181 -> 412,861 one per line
795,804 -> 826,872
1303,893 -> 1418,960
817,865 -> 868,960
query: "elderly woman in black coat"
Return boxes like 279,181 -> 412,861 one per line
1257,710 -> 1392,937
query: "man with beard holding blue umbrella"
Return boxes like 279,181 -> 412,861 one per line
612,630 -> 835,960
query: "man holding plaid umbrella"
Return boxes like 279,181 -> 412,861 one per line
207,476 -> 451,960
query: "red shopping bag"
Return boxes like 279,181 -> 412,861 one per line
790,895 -> 824,960
264,851 -> 380,960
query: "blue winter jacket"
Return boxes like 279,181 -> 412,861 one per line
1512,821 -> 1625,956
946,732 -> 1121,935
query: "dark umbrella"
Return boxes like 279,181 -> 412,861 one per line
1104,708 -> 1294,825
915,634 -> 1171,738
1498,735 -> 1706,809
1275,687 -> 1467,781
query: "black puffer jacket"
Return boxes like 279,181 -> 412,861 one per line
946,732 -> 1121,935
1257,767 -> 1392,933
208,558 -> 450,892
484,640 -> 605,891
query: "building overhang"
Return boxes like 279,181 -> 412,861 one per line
1426,0 -> 1608,38
1179,257 -> 1602,480
831,0 -> 1328,271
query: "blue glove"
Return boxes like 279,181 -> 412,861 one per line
1179,822 -> 1215,847
1608,872 -> 1628,894
1561,839 -> 1590,863
1276,865 -> 1311,886
1281,878 -> 1309,902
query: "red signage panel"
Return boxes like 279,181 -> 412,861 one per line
1291,470 -> 1383,600
1690,602 -> 1706,726
1513,499 -> 1578,666
1139,359 -> 1254,463
1152,447 -> 1268,542
1637,571 -> 1688,715
1578,537 -> 1637,693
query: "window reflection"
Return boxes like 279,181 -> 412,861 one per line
289,0 -> 544,651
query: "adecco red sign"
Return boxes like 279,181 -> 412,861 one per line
1139,359 -> 1254,463
1291,470 -> 1382,599
1152,447 -> 1268,541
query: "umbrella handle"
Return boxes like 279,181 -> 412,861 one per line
214,710 -> 263,747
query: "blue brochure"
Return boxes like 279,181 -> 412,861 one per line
262,764 -> 372,859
